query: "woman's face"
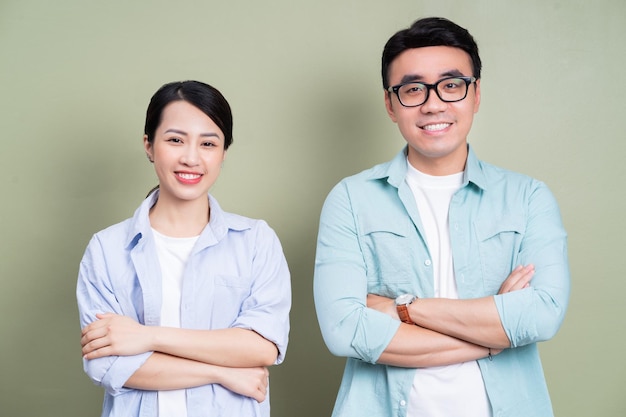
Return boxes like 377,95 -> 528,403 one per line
144,100 -> 226,205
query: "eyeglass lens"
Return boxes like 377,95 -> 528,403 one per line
397,77 -> 470,107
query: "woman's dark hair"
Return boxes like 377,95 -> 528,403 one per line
381,17 -> 482,89
144,80 -> 234,150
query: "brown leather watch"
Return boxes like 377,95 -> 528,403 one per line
395,294 -> 417,324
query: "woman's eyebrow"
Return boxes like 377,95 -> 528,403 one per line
164,128 -> 220,138
164,128 -> 188,136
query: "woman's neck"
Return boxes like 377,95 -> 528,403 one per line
149,194 -> 210,238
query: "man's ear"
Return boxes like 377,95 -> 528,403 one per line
473,78 -> 481,114
384,91 -> 398,123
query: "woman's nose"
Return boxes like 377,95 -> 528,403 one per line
181,146 -> 199,166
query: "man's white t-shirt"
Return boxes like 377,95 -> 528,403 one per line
153,229 -> 199,417
405,163 -> 492,417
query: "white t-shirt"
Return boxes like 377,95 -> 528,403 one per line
153,228 -> 199,417
405,163 -> 492,417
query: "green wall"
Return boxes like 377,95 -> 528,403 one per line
1,0 -> 624,415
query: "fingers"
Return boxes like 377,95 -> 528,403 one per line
242,367 -> 269,403
81,326 -> 107,348
498,264 -> 535,294
80,314 -> 148,360
252,384 -> 267,402
81,320 -> 105,337
81,325 -> 112,358
253,368 -> 270,403
222,367 -> 269,402
81,325 -> 108,349
80,313 -> 117,356
81,312 -> 116,336
83,344 -> 113,360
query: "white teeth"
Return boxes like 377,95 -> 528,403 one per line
423,123 -> 451,131
178,173 -> 201,179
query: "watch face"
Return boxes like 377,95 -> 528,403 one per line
396,294 -> 415,305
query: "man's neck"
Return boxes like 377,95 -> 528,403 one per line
406,145 -> 468,176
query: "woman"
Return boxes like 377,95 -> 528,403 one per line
77,80 -> 291,417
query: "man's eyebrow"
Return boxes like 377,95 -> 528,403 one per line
399,74 -> 423,84
398,69 -> 468,84
441,69 -> 466,78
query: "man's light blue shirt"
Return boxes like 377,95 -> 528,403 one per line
314,146 -> 570,417
77,192 -> 291,417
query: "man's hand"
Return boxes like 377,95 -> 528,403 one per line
218,366 -> 270,403
366,294 -> 398,319
367,264 -> 534,320
498,264 -> 535,294
81,313 -> 152,359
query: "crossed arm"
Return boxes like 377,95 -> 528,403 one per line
81,314 -> 277,402
366,265 -> 535,368
316,178 -> 569,370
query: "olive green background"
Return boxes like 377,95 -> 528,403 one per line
1,0 -> 624,416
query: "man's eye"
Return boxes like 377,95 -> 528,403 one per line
442,80 -> 463,90
403,84 -> 425,94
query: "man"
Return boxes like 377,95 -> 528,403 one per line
313,17 -> 569,417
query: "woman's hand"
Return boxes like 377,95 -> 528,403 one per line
81,313 -> 152,359
218,366 -> 270,403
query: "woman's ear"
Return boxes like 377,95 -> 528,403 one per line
143,135 -> 154,163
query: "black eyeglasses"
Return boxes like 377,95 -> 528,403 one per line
387,76 -> 477,107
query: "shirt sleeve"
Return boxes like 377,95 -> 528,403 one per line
494,181 -> 571,347
313,182 -> 401,363
76,234 -> 152,396
230,221 -> 292,364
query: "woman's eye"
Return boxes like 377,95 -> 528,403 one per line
167,137 -> 182,143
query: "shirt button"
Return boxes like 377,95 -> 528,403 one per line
400,400 -> 406,407
424,259 -> 432,266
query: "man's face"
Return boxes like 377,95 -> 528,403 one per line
384,46 -> 481,175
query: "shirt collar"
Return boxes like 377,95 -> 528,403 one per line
368,144 -> 488,191
464,145 -> 488,190
125,190 -> 247,249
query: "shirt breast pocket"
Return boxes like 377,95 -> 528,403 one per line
474,215 -> 525,291
211,274 -> 251,327
361,216 -> 413,294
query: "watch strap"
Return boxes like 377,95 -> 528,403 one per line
397,304 -> 414,324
